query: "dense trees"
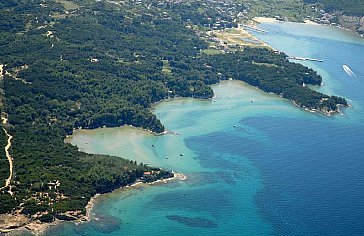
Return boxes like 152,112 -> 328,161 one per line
304,0 -> 364,16
0,0 -> 347,221
205,48 -> 347,113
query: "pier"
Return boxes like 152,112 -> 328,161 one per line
241,24 -> 268,33
287,56 -> 323,62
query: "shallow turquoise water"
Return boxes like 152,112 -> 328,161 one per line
48,22 -> 364,235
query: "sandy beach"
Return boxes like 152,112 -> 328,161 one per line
81,172 -> 187,220
254,17 -> 319,26
1,172 -> 187,235
253,17 -> 278,23
303,19 -> 319,25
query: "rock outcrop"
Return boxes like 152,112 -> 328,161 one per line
0,214 -> 29,233
337,15 -> 364,35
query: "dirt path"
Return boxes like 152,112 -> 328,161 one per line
0,63 -> 14,195
0,126 -> 13,196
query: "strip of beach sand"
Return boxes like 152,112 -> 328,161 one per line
254,16 -> 319,25
2,172 -> 187,235
85,172 -> 187,222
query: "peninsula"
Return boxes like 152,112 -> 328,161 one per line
0,0 -> 349,233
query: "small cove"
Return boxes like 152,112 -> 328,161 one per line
49,22 -> 364,235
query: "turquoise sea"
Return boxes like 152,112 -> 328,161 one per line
47,22 -> 364,235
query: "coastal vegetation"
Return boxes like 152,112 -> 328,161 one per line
0,0 -> 348,231
304,0 -> 364,16
205,48 -> 347,112
241,0 -> 319,22
302,0 -> 364,35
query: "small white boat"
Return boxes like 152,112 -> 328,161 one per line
343,64 -> 356,78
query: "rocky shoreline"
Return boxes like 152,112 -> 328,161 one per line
0,172 -> 187,235
318,12 -> 364,36
254,14 -> 364,37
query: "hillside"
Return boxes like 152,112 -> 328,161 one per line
304,0 -> 364,16
303,0 -> 364,34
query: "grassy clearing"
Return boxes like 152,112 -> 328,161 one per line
161,60 -> 172,74
55,0 -> 79,11
224,28 -> 241,34
239,0 -> 319,22
212,28 -> 269,48
201,49 -> 223,55
24,21 -> 32,32
52,13 -> 68,19
252,61 -> 280,68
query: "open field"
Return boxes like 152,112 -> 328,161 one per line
55,0 -> 79,11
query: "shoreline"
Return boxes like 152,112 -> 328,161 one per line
65,125 -> 180,145
291,100 -> 348,117
253,16 -> 318,26
253,16 -> 363,37
2,15 -> 355,236
5,172 -> 187,235
81,172 -> 187,226
84,172 -> 187,218
253,17 -> 278,24
67,96 -> 203,139
251,17 -> 351,115
66,94 -> 216,141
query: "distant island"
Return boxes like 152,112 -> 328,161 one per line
0,0 -> 349,233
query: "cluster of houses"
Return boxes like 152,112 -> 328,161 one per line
309,6 -> 337,25
155,0 -> 247,30
139,170 -> 161,183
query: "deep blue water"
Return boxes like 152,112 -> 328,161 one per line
187,117 -> 364,235
48,22 -> 364,236
239,22 -> 364,234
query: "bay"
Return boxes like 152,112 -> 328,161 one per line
48,22 -> 364,235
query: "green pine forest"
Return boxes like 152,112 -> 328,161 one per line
0,0 -> 347,222
303,0 -> 364,16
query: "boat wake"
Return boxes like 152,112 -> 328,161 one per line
343,64 -> 357,78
